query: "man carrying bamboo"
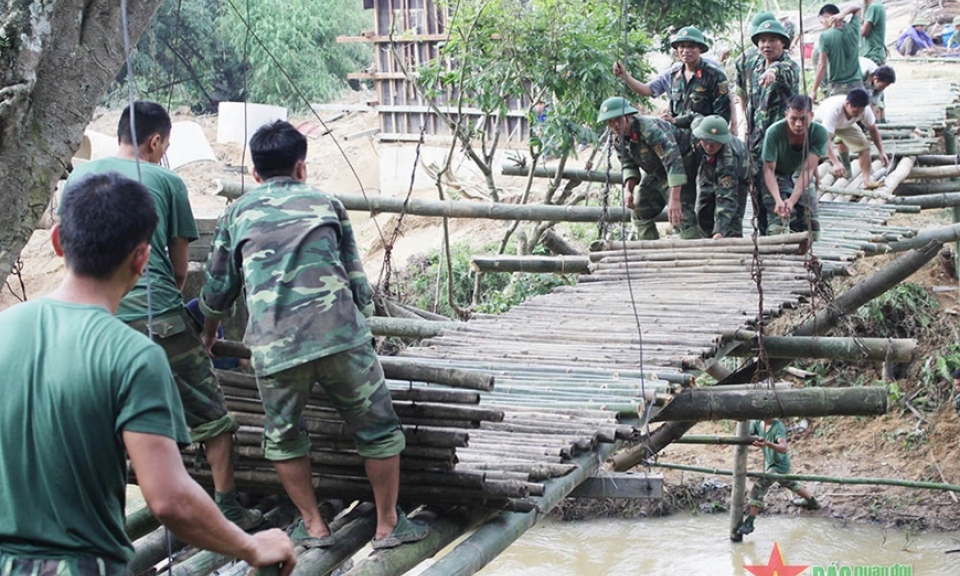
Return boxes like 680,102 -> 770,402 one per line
813,3 -> 864,101
0,172 -> 295,576
814,88 -> 889,189
736,418 -> 819,537
65,101 -> 261,529
199,120 -> 428,550
598,96 -> 700,240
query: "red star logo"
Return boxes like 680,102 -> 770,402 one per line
744,542 -> 809,576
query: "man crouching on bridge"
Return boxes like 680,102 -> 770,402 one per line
199,120 -> 429,550
0,173 -> 295,575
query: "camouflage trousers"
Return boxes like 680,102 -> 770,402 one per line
761,174 -> 821,240
127,307 -> 237,443
0,554 -> 129,576
748,469 -> 804,509
694,185 -> 748,239
631,174 -> 698,240
257,342 -> 405,461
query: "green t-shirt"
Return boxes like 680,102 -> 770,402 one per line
761,119 -> 829,176
0,298 -> 190,563
65,158 -> 199,322
861,2 -> 887,64
817,15 -> 863,85
750,419 -> 791,474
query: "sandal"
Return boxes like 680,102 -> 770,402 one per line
287,518 -> 335,549
371,509 -> 429,550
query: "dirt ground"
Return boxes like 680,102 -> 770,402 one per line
6,53 -> 960,533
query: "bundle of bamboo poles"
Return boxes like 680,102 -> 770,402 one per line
150,344 -> 641,514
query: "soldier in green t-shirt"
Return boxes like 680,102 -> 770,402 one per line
65,102 -> 261,530
861,0 -> 888,65
813,3 -> 865,100
735,419 -> 819,538
760,95 -> 829,237
0,173 -> 295,576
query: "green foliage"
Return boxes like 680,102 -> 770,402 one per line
850,283 -> 938,339
628,0 -> 758,52
110,0 -> 372,112
397,242 -> 571,318
217,0 -> 372,109
418,0 -> 650,158
110,0 -> 244,112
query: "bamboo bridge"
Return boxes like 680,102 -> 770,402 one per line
130,78 -> 960,575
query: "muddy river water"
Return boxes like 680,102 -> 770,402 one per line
470,513 -> 957,575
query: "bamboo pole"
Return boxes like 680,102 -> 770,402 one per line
368,316 -> 460,338
590,232 -> 809,253
894,180 -> 960,196
210,343 -> 495,391
499,164 -> 624,184
289,503 -> 377,576
541,229 -> 582,256
909,165 -> 960,179
875,156 -> 915,198
125,506 -> 159,542
130,527 -> 186,575
343,507 -> 495,576
653,462 -> 960,492
817,185 -> 894,200
915,154 -> 960,166
673,435 -> 762,445
418,442 -> 621,576
217,180 -> 632,223
649,387 -> 887,422
892,192 -> 960,209
887,225 -> 960,252
723,335 -> 916,362
729,421 -> 749,541
470,255 -> 589,274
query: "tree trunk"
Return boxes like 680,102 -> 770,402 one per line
470,255 -> 590,274
1,0 -> 165,285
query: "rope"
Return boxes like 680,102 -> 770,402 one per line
611,0 -> 657,468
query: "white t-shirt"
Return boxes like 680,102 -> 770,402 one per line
814,94 -> 876,133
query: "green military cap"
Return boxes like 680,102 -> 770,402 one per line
912,17 -> 928,26
750,11 -> 776,31
954,15 -> 960,25
597,96 -> 638,123
751,19 -> 792,49
671,26 -> 710,52
692,115 -> 731,144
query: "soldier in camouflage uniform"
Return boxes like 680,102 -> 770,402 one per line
665,26 -> 732,128
692,116 -> 749,238
598,97 -> 700,240
64,101 -> 261,530
200,121 -> 428,551
737,20 -> 800,235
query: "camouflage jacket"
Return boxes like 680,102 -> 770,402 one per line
743,52 -> 800,161
697,137 -> 749,237
668,59 -> 731,126
615,116 -> 695,188
733,46 -> 761,100
200,177 -> 374,377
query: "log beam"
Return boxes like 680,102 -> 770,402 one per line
470,255 -> 590,274
218,181 -> 632,223
724,334 -> 916,362
649,387 -> 887,422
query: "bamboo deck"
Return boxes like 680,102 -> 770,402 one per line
129,77 -> 960,576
